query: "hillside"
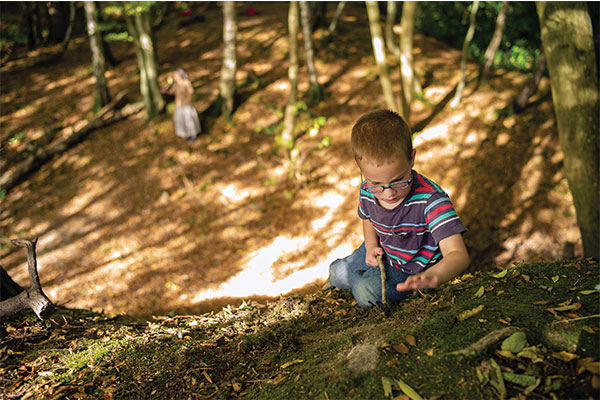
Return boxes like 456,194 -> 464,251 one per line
2,259 -> 598,399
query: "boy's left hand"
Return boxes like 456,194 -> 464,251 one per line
396,274 -> 439,291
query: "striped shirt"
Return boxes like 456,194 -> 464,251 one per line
358,170 -> 466,274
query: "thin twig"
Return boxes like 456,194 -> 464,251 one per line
377,255 -> 387,305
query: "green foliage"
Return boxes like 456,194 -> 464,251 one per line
415,1 -> 541,72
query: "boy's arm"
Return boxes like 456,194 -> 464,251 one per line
396,233 -> 469,291
363,219 -> 383,267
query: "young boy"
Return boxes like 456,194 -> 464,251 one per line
328,110 -> 469,307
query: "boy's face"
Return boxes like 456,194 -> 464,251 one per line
359,151 -> 415,210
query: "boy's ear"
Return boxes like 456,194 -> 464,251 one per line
411,149 -> 416,166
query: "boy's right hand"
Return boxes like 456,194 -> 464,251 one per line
365,246 -> 384,267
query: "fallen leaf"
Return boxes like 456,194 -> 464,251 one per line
492,270 -> 508,278
232,382 -> 242,392
533,300 -> 550,305
393,343 -> 409,355
473,286 -> 485,298
501,332 -> 527,353
270,374 -> 286,385
577,358 -> 600,375
517,346 -> 544,363
424,348 -> 434,356
496,350 -> 515,359
281,359 -> 303,369
551,302 -> 582,312
498,318 -> 511,325
502,372 -> 538,387
457,305 -> 484,322
551,351 -> 579,362
395,377 -> 424,400
551,275 -> 559,282
406,335 -> 416,346
202,370 -> 213,384
580,289 -> 600,295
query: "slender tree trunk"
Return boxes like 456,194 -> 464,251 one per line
21,3 -> 36,49
537,2 -> 599,260
84,1 -> 111,110
282,2 -> 299,150
451,1 -> 480,107
300,1 -> 324,104
481,1 -> 509,82
398,1 -> 417,122
55,2 -> 76,60
366,1 -> 397,112
513,46 -> 546,113
327,1 -> 346,35
220,1 -> 238,117
126,8 -> 165,119
385,1 -> 400,61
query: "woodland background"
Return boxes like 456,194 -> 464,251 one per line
0,1 -> 598,314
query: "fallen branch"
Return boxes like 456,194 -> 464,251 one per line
449,327 -> 521,358
0,91 -> 144,193
0,238 -> 55,320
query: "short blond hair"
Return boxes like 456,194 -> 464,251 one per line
351,110 -> 412,165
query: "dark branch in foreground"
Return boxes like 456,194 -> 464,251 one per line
0,238 -> 55,320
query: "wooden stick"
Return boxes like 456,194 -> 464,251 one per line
377,254 -> 387,305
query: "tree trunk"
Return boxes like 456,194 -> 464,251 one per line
220,1 -> 238,117
21,3 -> 36,49
0,239 -> 55,320
451,1 -> 480,108
327,2 -> 346,35
282,2 -> 299,148
84,1 -> 111,110
513,46 -> 546,113
54,2 -> 76,61
385,1 -> 400,61
480,1 -> 509,82
47,2 -> 67,43
126,7 -> 165,119
537,2 -> 599,260
398,1 -> 417,122
300,1 -> 324,104
365,1 -> 397,112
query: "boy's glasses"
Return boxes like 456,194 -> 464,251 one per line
362,173 -> 413,193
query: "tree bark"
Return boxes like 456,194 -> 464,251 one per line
220,1 -> 238,117
0,92 -> 142,193
84,1 -> 111,110
300,1 -> 324,104
0,239 -> 55,320
513,46 -> 546,113
481,1 -> 509,82
282,2 -> 299,150
366,1 -> 397,112
537,2 -> 599,260
451,1 -> 480,107
385,1 -> 400,61
327,2 -> 346,35
126,6 -> 165,119
398,1 -> 417,122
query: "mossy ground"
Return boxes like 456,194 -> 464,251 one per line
2,259 -> 598,399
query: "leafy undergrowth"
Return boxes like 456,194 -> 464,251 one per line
2,259 -> 599,400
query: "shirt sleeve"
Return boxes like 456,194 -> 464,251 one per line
424,193 -> 467,244
357,183 -> 373,220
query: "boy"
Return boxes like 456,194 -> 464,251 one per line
328,110 -> 469,307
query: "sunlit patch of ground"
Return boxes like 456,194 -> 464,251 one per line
0,3 -> 580,316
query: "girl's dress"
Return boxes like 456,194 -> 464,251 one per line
172,79 -> 201,141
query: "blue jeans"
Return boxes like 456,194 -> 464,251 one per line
329,243 -> 412,307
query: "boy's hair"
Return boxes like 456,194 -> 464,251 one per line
351,110 -> 412,165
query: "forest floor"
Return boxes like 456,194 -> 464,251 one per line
1,2 -> 596,398
1,259 -> 599,399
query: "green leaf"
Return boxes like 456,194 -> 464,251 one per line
503,372 -> 538,387
394,377 -> 424,400
501,332 -> 527,353
492,269 -> 508,278
381,377 -> 394,398
579,290 -> 599,295
474,286 -> 485,298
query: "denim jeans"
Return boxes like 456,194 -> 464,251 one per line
329,243 -> 412,307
